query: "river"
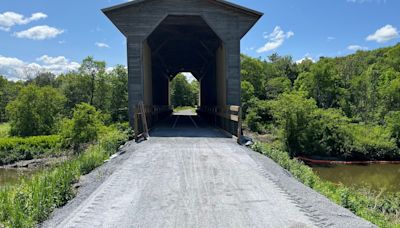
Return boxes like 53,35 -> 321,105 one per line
311,163 -> 400,193
0,168 -> 36,187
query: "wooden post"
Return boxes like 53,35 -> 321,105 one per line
138,101 -> 149,139
134,105 -> 139,142
237,106 -> 243,143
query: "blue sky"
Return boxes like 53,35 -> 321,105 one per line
0,0 -> 399,80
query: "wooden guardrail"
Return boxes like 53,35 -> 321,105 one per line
134,103 -> 173,142
197,105 -> 243,141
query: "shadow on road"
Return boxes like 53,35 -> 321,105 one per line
150,110 -> 229,138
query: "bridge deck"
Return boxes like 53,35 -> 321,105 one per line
42,112 -> 375,228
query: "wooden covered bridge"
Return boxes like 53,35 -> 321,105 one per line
102,0 -> 262,138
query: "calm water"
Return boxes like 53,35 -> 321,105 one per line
0,168 -> 36,187
312,164 -> 400,193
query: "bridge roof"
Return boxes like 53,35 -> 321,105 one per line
102,0 -> 263,18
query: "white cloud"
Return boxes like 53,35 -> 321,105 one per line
296,53 -> 316,64
327,36 -> 336,41
0,54 -> 79,80
347,45 -> 368,51
257,26 -> 294,53
366,25 -> 399,43
14,25 -> 64,40
95,42 -> 110,48
0,12 -> 47,31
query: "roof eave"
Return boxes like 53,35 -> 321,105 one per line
102,0 -> 263,18
212,0 -> 263,18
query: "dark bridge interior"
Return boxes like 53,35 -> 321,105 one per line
145,15 -> 224,107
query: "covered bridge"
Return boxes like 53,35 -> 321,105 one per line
102,0 -> 262,137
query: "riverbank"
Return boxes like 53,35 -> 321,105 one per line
252,142 -> 400,227
297,156 -> 400,165
0,128 -> 128,227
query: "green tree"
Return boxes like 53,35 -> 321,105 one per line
58,73 -> 92,112
79,56 -> 106,106
265,77 -> 291,99
60,103 -> 102,152
6,85 -> 66,136
241,55 -> 267,99
170,74 -> 197,107
385,111 -> 400,147
0,77 -> 22,123
108,65 -> 128,122
0,76 -> 8,122
27,72 -> 57,87
269,92 -> 317,156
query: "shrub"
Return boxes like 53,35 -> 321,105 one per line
246,99 -> 273,133
269,92 -> 317,156
0,135 -> 61,165
348,124 -> 398,159
60,103 -> 102,152
306,109 -> 353,157
385,111 -> 400,147
0,123 -> 10,138
6,85 -> 66,137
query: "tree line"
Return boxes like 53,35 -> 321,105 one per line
0,56 -> 128,137
242,44 -> 400,160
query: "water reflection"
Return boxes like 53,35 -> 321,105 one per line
311,163 -> 400,193
0,168 -> 36,187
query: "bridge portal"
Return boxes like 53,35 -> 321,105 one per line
102,0 -> 262,137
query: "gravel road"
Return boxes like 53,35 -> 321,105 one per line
42,114 -> 375,228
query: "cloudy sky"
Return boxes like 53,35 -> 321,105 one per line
0,0 -> 399,80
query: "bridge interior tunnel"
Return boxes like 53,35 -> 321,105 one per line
143,15 -> 226,111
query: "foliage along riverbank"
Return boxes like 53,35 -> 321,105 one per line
0,135 -> 61,166
0,126 -> 128,228
252,143 -> 400,227
242,44 -> 400,161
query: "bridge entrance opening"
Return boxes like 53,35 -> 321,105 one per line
145,15 -> 224,113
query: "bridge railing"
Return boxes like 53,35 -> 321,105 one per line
134,104 -> 173,141
197,105 -> 242,140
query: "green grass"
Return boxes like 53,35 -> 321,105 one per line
173,106 -> 196,113
0,123 -> 10,138
0,127 -> 128,227
252,142 -> 400,227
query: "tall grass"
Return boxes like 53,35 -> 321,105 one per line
252,143 -> 400,227
0,128 -> 127,227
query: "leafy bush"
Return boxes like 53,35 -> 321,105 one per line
6,85 -> 66,137
0,127 -> 127,227
269,92 -> 317,156
0,123 -> 10,138
60,103 -> 102,152
246,100 -> 273,133
306,108 -> 353,157
385,111 -> 400,147
348,124 -> 398,159
0,135 -> 61,165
